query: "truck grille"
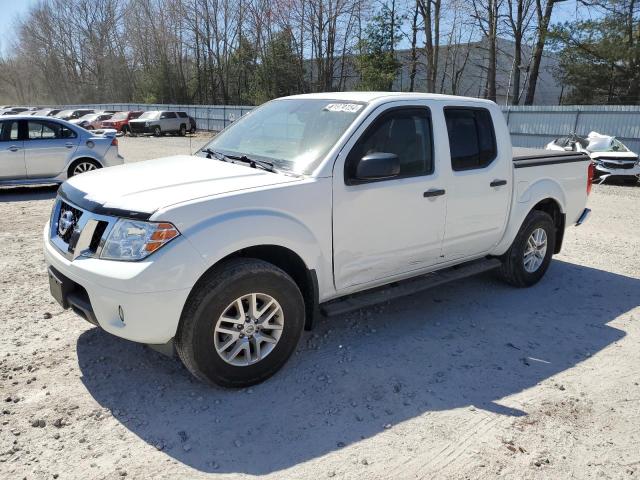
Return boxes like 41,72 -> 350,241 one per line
57,201 -> 83,243
50,198 -> 113,259
129,123 -> 146,134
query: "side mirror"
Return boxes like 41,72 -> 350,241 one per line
356,152 -> 400,180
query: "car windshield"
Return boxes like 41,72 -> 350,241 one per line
56,110 -> 74,117
588,136 -> 630,153
199,98 -> 365,174
139,111 -> 160,120
111,112 -> 127,120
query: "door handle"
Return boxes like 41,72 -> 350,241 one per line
8,145 -> 20,152
490,179 -> 507,187
423,188 -> 446,198
65,143 -> 75,149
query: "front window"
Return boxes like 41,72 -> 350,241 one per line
139,111 -> 160,120
199,99 -> 365,174
111,112 -> 128,121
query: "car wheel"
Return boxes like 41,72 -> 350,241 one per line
121,125 -> 129,136
154,126 -> 162,137
176,258 -> 305,388
190,126 -> 196,134
179,124 -> 187,136
498,210 -> 555,288
68,159 -> 101,178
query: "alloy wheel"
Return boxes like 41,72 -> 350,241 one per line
213,293 -> 284,366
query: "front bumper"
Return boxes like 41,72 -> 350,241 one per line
43,223 -> 202,344
594,163 -> 640,179
129,123 -> 154,135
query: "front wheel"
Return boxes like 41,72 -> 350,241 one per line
153,126 -> 162,137
497,210 -> 556,287
176,258 -> 305,387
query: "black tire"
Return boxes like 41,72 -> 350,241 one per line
178,124 -> 187,136
153,126 -> 162,137
176,258 -> 305,387
189,125 -> 196,134
121,125 -> 130,136
498,210 -> 556,288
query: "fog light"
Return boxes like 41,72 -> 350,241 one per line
118,305 -> 125,323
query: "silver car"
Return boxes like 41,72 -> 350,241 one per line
0,116 -> 124,186
128,110 -> 188,136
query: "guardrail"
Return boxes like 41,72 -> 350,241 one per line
57,103 -> 640,152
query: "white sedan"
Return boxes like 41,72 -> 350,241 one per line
0,115 -> 124,186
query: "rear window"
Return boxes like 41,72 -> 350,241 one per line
444,108 -> 497,171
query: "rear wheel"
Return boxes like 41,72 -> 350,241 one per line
68,159 -> 101,178
176,258 -> 305,387
498,210 -> 555,287
178,124 -> 187,136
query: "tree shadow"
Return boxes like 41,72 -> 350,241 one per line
0,184 -> 58,202
76,260 -> 637,474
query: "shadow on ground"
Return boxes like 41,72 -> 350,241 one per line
77,260 -> 638,474
0,184 -> 58,202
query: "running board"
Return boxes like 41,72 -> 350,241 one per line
320,258 -> 502,317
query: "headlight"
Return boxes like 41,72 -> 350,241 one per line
100,219 -> 180,261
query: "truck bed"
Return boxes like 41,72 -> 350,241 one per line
512,147 -> 590,168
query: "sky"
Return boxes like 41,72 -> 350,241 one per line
0,0 -> 598,53
0,0 -> 38,50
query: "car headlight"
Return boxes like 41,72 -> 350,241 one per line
100,219 -> 180,261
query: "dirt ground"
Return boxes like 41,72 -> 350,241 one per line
1,135 -> 639,480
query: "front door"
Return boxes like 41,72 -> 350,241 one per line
0,119 -> 25,180
24,120 -> 79,178
332,105 -> 447,290
440,107 -> 511,259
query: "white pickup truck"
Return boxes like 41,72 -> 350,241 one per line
44,92 -> 593,387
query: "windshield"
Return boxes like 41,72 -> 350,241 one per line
199,98 -> 365,174
111,112 -> 127,121
138,111 -> 160,120
56,110 -> 74,118
587,136 -> 630,153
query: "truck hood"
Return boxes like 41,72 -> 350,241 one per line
62,155 -> 300,216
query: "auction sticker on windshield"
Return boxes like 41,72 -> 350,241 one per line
324,103 -> 363,113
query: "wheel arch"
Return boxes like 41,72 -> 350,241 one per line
66,156 -> 103,177
188,244 -> 319,331
493,181 -> 567,257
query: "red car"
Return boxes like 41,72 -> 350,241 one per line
101,111 -> 143,135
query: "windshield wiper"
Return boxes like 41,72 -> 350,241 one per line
201,148 -> 275,173
225,154 -> 276,173
201,148 -> 232,163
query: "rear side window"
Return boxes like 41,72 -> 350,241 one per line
162,112 -> 177,119
0,121 -> 19,141
346,107 -> 434,183
177,112 -> 188,118
28,121 -> 77,140
444,108 -> 496,171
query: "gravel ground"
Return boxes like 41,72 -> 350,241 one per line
1,136 -> 639,479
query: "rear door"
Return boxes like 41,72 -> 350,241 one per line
24,120 -> 80,178
440,107 -> 511,260
0,119 -> 25,180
